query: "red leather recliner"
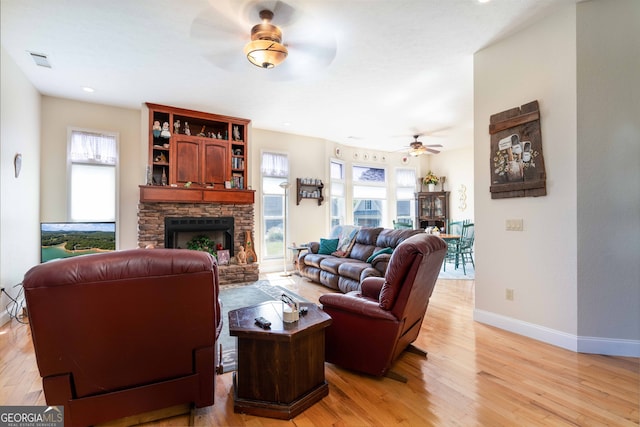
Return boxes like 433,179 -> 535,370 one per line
319,233 -> 446,381
23,249 -> 222,427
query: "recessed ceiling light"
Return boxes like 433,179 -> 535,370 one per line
478,0 -> 491,3
81,87 -> 95,93
283,122 -> 291,126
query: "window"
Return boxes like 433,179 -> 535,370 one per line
352,165 -> 386,227
261,152 -> 289,259
396,168 -> 416,227
68,129 -> 118,222
330,160 -> 345,227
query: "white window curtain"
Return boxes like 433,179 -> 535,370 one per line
70,131 -> 117,165
69,130 -> 118,221
396,169 -> 416,188
261,152 -> 289,177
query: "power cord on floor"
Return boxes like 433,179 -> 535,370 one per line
2,283 -> 28,324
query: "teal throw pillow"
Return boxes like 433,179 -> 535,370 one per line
318,238 -> 339,255
366,247 -> 393,263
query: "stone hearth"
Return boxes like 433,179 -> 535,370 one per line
137,202 -> 259,284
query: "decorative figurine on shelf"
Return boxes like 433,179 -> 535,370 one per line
236,246 -> 247,264
217,132 -> 222,139
161,168 -> 167,186
152,121 -> 162,138
198,125 -> 206,137
160,122 -> 171,138
146,166 -> 153,185
174,119 -> 181,135
184,121 -> 191,136
154,152 -> 167,163
233,125 -> 241,141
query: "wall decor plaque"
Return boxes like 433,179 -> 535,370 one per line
489,100 -> 546,199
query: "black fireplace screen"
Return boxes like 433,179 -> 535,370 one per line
164,217 -> 234,256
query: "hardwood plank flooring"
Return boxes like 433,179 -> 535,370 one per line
0,274 -> 637,426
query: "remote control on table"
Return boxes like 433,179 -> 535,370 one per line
255,316 -> 271,329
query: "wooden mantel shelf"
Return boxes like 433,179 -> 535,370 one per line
139,185 -> 254,204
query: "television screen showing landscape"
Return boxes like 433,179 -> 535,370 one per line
41,222 -> 116,262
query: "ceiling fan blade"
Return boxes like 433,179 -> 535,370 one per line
425,144 -> 443,148
202,49 -> 250,72
426,148 -> 441,154
190,6 -> 246,41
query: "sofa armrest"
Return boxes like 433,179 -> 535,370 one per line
319,292 -> 396,321
361,277 -> 384,300
371,253 -> 392,275
307,242 -> 320,254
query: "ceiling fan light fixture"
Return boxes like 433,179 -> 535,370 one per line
244,39 -> 288,69
244,10 -> 288,69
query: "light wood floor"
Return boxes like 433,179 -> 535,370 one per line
1,273 -> 638,426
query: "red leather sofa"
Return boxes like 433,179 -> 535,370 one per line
22,248 -> 222,427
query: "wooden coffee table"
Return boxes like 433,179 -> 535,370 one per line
228,300 -> 332,419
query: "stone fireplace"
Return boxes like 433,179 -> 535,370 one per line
137,202 -> 259,284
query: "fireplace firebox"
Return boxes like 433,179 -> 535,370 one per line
165,217 -> 234,256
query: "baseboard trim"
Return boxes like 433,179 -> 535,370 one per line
577,336 -> 640,357
473,309 -> 640,357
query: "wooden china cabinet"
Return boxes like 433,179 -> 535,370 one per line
415,191 -> 450,232
141,103 -> 253,204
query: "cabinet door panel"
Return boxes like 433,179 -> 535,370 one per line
203,140 -> 228,185
175,139 -> 200,184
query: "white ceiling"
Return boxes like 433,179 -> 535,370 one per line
1,0 -> 574,154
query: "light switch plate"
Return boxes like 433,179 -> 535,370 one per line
506,219 -> 523,231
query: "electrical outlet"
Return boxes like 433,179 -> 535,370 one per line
505,219 -> 523,231
506,288 -> 514,301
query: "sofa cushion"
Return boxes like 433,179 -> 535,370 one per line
337,261 -> 370,281
318,238 -> 339,254
366,247 -> 393,263
303,253 -> 333,268
320,256 -> 358,275
376,228 -> 422,248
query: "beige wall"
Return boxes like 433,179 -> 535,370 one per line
0,46 -> 41,325
429,146 -> 474,223
40,97 -> 143,250
576,0 -> 640,346
474,0 -> 639,356
474,5 -> 579,340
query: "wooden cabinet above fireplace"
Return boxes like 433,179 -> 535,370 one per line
144,103 -> 253,204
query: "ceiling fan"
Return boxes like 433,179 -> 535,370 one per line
190,0 -> 337,78
407,135 -> 443,156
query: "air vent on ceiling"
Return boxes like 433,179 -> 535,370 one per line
28,51 -> 51,68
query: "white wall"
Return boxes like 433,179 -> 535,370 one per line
575,0 -> 640,349
40,97 -> 143,250
0,46 -> 41,326
474,5 -> 579,343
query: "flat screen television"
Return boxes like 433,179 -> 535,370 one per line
41,222 -> 116,263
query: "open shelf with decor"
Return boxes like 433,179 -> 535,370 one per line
142,103 -> 253,204
296,178 -> 324,206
